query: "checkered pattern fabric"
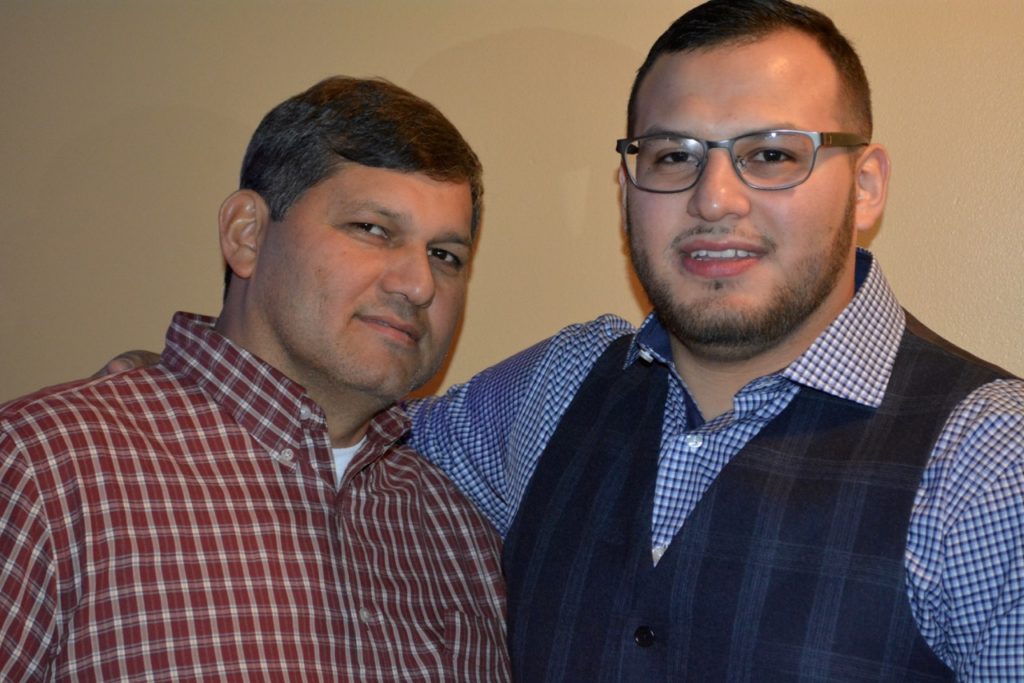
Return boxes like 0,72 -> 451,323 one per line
409,249 -> 1024,679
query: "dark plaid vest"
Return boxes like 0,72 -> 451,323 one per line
502,315 -> 1009,682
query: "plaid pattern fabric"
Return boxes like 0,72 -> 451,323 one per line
1,312 -> 509,682
409,249 -> 1024,678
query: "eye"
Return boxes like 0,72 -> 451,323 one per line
750,148 -> 793,164
738,147 -> 800,170
428,247 -> 464,269
355,223 -> 388,237
655,150 -> 699,166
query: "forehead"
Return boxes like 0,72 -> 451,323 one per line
311,164 -> 473,234
634,30 -> 844,137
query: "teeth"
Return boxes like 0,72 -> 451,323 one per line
689,249 -> 754,259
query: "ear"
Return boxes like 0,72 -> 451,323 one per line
218,190 -> 270,280
852,144 -> 891,233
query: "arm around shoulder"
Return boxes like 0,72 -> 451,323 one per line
406,314 -> 636,533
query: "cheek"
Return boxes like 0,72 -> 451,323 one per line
783,201 -> 843,249
749,198 -> 824,249
628,193 -> 683,240
428,284 -> 467,341
312,247 -> 369,298
628,213 -> 675,270
771,168 -> 856,236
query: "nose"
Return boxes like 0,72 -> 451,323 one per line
687,148 -> 751,222
380,245 -> 436,308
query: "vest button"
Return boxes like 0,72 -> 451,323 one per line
633,626 -> 656,648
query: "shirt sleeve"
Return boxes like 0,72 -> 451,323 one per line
907,379 -> 1024,680
0,431 -> 58,683
407,315 -> 635,535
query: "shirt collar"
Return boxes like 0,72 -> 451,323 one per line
627,249 -> 905,408
785,250 -> 904,406
162,312 -> 411,457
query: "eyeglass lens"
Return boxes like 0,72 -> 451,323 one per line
627,131 -> 817,191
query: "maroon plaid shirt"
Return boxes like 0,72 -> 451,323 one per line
0,312 -> 509,682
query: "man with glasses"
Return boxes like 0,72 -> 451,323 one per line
410,0 -> 1024,679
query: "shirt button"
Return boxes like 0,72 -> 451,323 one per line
272,448 -> 295,464
685,433 -> 703,450
299,405 -> 313,421
359,607 -> 378,624
634,626 -> 656,648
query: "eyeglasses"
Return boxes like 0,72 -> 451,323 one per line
616,129 -> 869,193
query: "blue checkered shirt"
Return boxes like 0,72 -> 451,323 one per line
409,250 -> 1024,679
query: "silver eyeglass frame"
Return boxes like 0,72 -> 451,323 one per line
616,129 -> 869,193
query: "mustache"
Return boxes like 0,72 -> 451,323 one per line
669,224 -> 777,253
622,203 -> 776,253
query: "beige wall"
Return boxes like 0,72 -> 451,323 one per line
2,1 -> 1022,403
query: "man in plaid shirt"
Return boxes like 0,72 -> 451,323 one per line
0,76 -> 509,682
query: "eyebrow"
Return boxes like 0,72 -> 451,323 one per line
639,123 -> 804,139
347,200 -> 403,221
347,200 -> 473,248
434,232 -> 474,249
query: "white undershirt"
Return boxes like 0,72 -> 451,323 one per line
332,437 -> 366,489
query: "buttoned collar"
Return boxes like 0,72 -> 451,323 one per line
162,312 -> 411,463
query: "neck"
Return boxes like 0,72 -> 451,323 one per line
310,384 -> 380,448
671,347 -> 779,421
214,306 -> 381,449
670,266 -> 859,420
669,312 -> 833,421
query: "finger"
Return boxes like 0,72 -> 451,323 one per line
91,350 -> 160,378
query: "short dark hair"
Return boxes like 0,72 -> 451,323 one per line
627,0 -> 872,138
240,76 -> 483,234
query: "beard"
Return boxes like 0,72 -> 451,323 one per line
627,193 -> 856,363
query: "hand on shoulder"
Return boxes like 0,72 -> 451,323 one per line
92,350 -> 161,378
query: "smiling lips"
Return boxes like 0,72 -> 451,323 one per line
681,245 -> 762,279
689,248 -> 757,259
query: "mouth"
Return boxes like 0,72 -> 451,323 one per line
358,315 -> 423,345
687,248 -> 758,260
679,242 -> 764,279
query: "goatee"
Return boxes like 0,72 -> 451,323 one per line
627,194 -> 856,363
